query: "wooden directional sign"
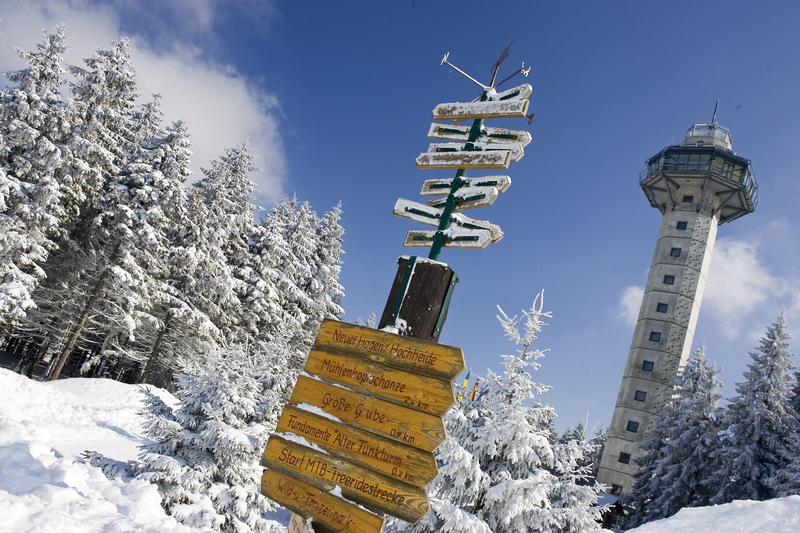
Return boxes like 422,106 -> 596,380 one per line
415,150 -> 511,170
427,123 -> 531,147
404,228 -> 491,249
420,175 -> 511,196
263,435 -> 430,523
313,320 -> 465,381
304,349 -> 456,417
289,376 -> 446,452
261,469 -> 386,533
262,321 -> 466,530
426,142 -> 525,163
275,404 -> 438,487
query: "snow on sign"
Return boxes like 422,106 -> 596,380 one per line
393,199 -> 503,242
395,52 -> 532,260
261,320 -> 466,530
427,123 -> 531,147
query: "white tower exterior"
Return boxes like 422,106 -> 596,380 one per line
597,120 -> 758,495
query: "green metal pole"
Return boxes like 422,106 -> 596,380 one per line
427,115 -> 486,261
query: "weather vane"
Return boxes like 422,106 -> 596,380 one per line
392,39 -> 534,261
442,38 -> 531,94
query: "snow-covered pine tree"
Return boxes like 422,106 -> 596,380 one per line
136,341 -> 286,532
0,26 -> 70,324
250,197 -> 345,355
389,294 -> 603,533
559,418 -> 606,486
710,311 -> 798,504
625,344 -> 724,527
192,143 -> 259,345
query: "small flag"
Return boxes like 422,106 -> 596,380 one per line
461,370 -> 471,391
469,379 -> 480,401
478,385 -> 490,403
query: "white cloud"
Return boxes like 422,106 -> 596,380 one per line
617,285 -> 644,327
703,237 -> 787,337
0,0 -> 285,203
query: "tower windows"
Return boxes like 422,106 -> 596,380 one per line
649,331 -> 661,342
663,275 -> 675,285
656,303 -> 668,313
682,195 -> 693,204
677,221 -> 688,230
618,452 -> 631,464
634,390 -> 647,402
626,421 -> 639,433
611,484 -> 623,495
642,360 -> 654,371
670,247 -> 682,257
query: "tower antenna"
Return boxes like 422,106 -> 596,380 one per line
711,100 -> 719,125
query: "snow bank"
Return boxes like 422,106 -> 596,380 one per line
587,496 -> 800,533
0,369 -> 195,532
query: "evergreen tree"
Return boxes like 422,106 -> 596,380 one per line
389,294 -> 603,533
625,344 -> 724,527
192,143 -> 259,345
136,342 -> 286,532
711,311 -> 798,504
0,26 -> 70,324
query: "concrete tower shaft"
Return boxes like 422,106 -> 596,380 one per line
596,121 -> 758,496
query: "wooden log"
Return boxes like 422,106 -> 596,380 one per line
313,320 -> 465,381
378,257 -> 457,343
289,375 -> 447,452
262,435 -> 430,524
304,348 -> 456,416
261,469 -> 386,533
275,404 -> 438,487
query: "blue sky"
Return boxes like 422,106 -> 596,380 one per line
2,1 -> 800,432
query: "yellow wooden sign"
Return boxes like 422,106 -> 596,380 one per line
276,405 -> 438,487
289,375 -> 446,452
313,320 -> 465,382
261,468 -> 386,533
262,321 -> 466,529
262,435 -> 430,524
304,348 -> 456,416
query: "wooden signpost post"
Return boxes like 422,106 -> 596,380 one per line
261,43 -> 531,533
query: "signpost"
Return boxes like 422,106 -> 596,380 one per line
261,43 -> 531,533
261,320 -> 466,531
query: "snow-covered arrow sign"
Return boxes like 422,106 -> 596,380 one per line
393,199 -> 503,242
420,175 -> 511,196
428,123 -> 531,147
415,150 -> 511,169
432,83 -> 532,122
425,141 -> 525,162
425,186 -> 498,211
404,228 -> 492,249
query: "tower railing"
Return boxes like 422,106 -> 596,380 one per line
639,147 -> 759,209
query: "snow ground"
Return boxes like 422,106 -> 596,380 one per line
1,367 -> 799,533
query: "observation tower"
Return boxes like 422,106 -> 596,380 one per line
597,109 -> 759,495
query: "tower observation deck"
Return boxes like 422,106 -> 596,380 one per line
596,118 -> 758,496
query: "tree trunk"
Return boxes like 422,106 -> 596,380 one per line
45,268 -> 112,381
26,341 -> 51,379
141,313 -> 172,384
